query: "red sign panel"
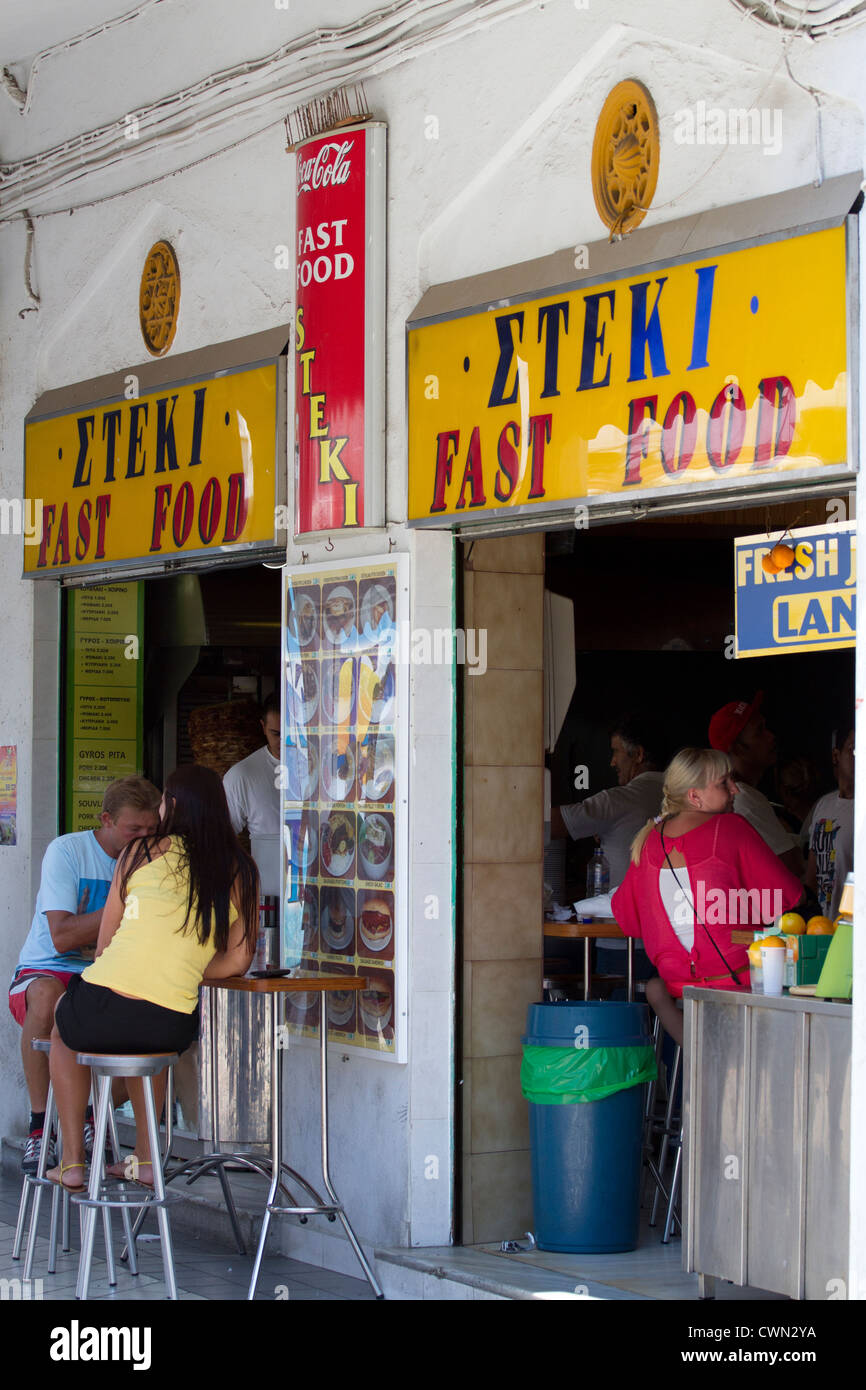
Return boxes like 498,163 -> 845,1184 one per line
294,123 -> 385,536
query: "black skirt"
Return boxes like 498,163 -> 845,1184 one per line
55,975 -> 199,1056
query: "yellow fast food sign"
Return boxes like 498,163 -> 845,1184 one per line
408,226 -> 849,522
24,364 -> 278,576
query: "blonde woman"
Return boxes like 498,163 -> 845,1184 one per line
611,749 -> 803,1044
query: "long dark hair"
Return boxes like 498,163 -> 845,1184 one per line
119,764 -> 259,952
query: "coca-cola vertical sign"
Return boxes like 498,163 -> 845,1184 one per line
294,122 -> 386,536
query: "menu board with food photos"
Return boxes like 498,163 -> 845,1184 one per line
281,556 -> 408,1061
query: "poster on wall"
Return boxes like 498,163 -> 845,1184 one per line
281,554 -> 407,1061
0,746 -> 16,845
293,122 -> 386,536
65,583 -> 144,831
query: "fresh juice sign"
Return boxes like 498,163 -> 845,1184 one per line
408,226 -> 849,521
735,522 -> 856,657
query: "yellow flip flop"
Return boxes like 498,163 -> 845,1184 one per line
47,1161 -> 86,1193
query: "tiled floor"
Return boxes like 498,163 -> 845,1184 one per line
0,1167 -> 377,1302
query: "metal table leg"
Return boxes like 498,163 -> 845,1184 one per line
315,994 -> 383,1299
247,990 -> 280,1300
245,986 -> 384,1300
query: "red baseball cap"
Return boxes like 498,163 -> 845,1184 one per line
708,692 -> 764,753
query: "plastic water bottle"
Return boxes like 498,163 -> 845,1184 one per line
586,847 -> 610,898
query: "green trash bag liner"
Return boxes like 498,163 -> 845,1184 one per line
520,1044 -> 658,1105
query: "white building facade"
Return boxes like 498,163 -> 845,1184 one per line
1,0 -> 864,1293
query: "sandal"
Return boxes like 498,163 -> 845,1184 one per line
46,1161 -> 86,1193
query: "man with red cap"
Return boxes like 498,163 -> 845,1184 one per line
708,693 -> 801,875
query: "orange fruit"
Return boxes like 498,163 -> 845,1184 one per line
759,935 -> 786,949
762,552 -> 780,574
747,940 -> 763,965
770,542 -> 795,570
778,911 -> 806,935
806,915 -> 835,935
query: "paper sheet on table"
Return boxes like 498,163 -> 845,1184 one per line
573,893 -> 614,918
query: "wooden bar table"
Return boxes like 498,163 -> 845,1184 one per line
543,919 -> 634,1000
184,973 -> 384,1301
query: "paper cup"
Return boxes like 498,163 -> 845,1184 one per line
760,944 -> 785,996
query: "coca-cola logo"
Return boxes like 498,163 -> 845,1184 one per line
297,139 -> 354,194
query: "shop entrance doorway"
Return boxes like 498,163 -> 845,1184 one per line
456,493 -> 854,1246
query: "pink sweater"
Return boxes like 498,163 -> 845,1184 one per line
611,813 -> 802,997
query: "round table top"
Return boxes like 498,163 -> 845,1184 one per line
203,972 -> 369,993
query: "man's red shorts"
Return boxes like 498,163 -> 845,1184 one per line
8,968 -> 76,1027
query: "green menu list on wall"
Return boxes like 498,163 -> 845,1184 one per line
65,583 -> 144,832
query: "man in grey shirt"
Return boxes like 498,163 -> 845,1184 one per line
551,715 -> 666,976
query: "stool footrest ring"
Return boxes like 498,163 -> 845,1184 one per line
266,1202 -> 342,1218
71,1188 -> 182,1210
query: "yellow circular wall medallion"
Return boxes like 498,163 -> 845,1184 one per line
591,81 -> 659,237
139,241 -> 180,356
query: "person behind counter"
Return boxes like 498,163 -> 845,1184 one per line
550,714 -> 666,978
804,720 -> 854,922
47,764 -> 259,1191
223,693 -> 281,894
612,748 -> 803,1045
708,693 -> 801,875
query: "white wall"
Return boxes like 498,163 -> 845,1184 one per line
1,0 -> 864,1267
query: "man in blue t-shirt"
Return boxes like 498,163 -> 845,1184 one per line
9,777 -> 159,1172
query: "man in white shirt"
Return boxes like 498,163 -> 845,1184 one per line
805,723 -> 854,920
223,694 -> 281,897
708,693 -> 801,875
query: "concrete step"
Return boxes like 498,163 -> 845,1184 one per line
371,1244 -> 651,1300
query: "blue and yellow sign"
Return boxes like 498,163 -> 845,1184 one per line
408,226 -> 849,522
734,523 -> 856,658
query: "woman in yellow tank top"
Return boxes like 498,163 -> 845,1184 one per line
48,765 -> 259,1191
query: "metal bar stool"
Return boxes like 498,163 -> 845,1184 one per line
643,1014 -> 683,1242
72,1052 -> 179,1301
121,1061 -> 175,1263
12,1039 -> 65,1277
13,1039 -> 136,1282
